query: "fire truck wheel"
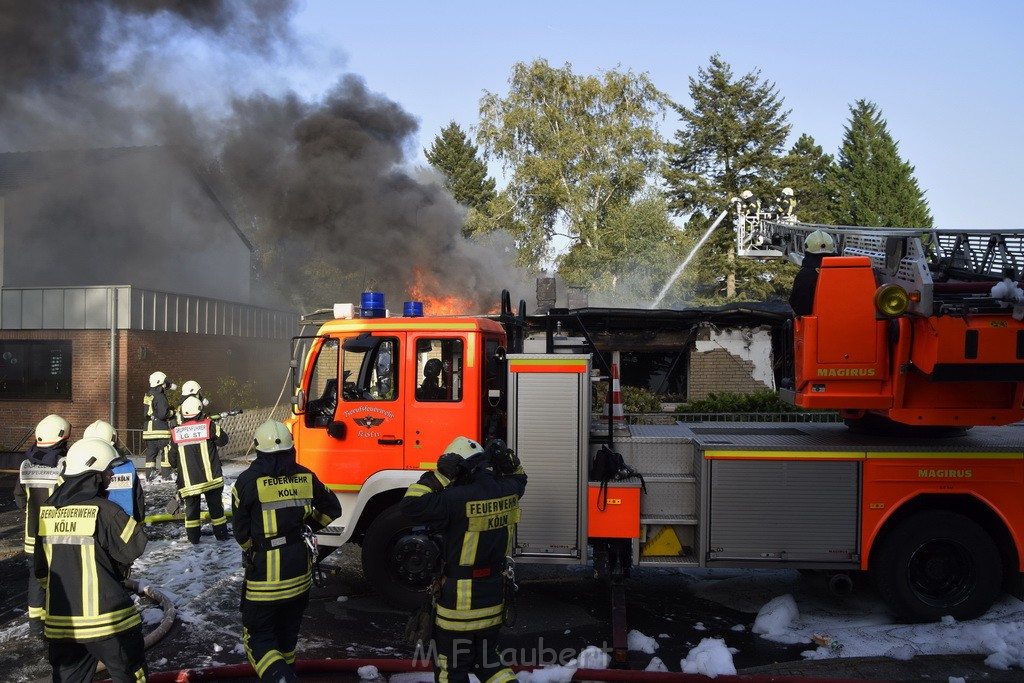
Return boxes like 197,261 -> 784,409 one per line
361,504 -> 434,609
872,510 -> 1001,622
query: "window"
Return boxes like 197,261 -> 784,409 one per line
342,337 -> 399,402
304,338 -> 339,427
0,340 -> 72,400
415,338 -> 463,402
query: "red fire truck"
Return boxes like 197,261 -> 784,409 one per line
289,212 -> 1024,623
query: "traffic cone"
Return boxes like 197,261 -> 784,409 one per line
603,363 -> 625,424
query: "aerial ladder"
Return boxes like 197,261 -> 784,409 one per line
734,207 -> 1024,429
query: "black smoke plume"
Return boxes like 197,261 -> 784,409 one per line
0,0 -> 524,313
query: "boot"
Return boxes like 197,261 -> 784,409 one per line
186,527 -> 202,544
214,524 -> 230,541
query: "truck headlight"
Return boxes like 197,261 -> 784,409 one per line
874,284 -> 909,317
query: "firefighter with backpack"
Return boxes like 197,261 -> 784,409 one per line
400,436 -> 527,683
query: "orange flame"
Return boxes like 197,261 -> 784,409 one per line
408,269 -> 474,316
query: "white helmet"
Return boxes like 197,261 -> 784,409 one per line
253,420 -> 293,453
83,420 -> 117,446
740,190 -> 753,200
181,380 -> 201,397
149,371 -> 168,388
804,229 -> 836,254
36,414 -> 71,447
180,396 -> 204,419
443,436 -> 483,458
64,438 -> 117,477
782,187 -> 794,197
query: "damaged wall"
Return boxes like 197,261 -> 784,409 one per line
688,324 -> 775,401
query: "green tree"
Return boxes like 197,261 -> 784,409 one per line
778,134 -> 840,225
833,100 -> 932,228
477,59 -> 670,272
663,54 -> 793,304
424,121 -> 496,216
559,192 -> 688,306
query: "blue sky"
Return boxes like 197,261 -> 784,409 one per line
283,0 -> 1022,230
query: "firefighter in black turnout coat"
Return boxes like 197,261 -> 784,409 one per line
168,395 -> 229,543
35,437 -> 149,682
14,414 -> 71,635
231,420 -> 341,683
142,370 -> 175,481
401,436 -> 527,683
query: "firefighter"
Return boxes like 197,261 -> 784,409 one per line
231,420 -> 341,683
778,187 -> 797,220
142,370 -> 176,481
790,229 -> 838,316
400,437 -> 527,683
418,358 -> 445,400
168,395 -> 230,543
35,437 -> 149,682
740,189 -> 760,222
180,379 -> 210,412
83,419 -> 145,523
13,413 -> 71,636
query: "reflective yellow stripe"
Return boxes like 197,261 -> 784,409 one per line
456,578 -> 472,612
405,483 -> 432,497
484,669 -> 518,683
459,530 -> 479,566
120,517 -> 137,544
435,613 -> 503,631
83,544 -> 98,617
438,654 -> 449,683
436,603 -> 503,620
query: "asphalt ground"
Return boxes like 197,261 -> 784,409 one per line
2,470 -> 1024,682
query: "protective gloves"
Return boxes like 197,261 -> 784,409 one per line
486,439 -> 521,475
417,452 -> 465,492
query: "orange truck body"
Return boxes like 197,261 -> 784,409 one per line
789,256 -> 1024,426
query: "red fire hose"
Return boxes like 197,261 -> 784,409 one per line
96,657 -> 875,683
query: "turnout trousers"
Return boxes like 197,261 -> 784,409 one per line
48,625 -> 147,683
242,592 -> 309,682
183,487 -> 228,543
432,624 -> 516,683
143,439 -> 169,479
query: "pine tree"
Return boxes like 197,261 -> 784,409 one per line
778,134 -> 840,225
663,54 -> 793,304
425,121 -> 496,211
833,100 -> 932,228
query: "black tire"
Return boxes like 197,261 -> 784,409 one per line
871,510 -> 1002,622
360,504 -> 436,609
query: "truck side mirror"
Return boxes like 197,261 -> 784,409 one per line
327,421 -> 346,439
292,388 -> 307,413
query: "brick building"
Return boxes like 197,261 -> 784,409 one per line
0,148 -> 297,453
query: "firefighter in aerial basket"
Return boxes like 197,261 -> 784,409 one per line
789,229 -> 837,316
142,370 -> 176,481
83,419 -> 145,523
168,395 -> 230,543
14,413 -> 71,637
35,437 -> 149,682
231,420 -> 341,683
401,436 -> 528,683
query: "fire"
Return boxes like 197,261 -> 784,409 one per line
408,269 -> 474,316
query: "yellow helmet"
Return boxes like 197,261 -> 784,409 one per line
181,396 -> 204,419
36,414 -> 71,447
253,420 -> 294,453
804,229 -> 836,254
443,436 -> 483,458
64,438 -> 117,477
83,420 -> 117,446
